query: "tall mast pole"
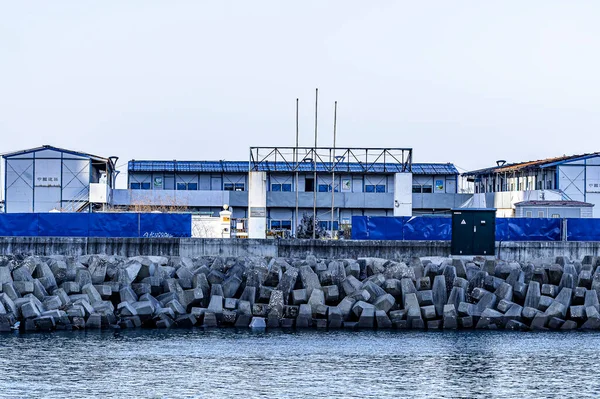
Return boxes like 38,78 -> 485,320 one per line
330,101 -> 337,239
295,98 -> 299,237
313,88 -> 318,239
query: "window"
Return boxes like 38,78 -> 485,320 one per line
141,182 -> 151,190
526,211 -> 532,217
281,220 -> 292,229
318,221 -> 339,230
130,182 -> 141,189
305,178 -> 314,192
375,185 -> 386,193
547,180 -> 552,189
177,182 -> 197,190
224,183 -> 234,191
422,185 -> 432,193
365,185 -> 375,193
235,183 -> 245,191
318,184 -> 330,192
272,183 -> 291,192
412,185 -> 422,193
270,220 -> 292,230
538,211 -> 544,218
551,214 -> 560,218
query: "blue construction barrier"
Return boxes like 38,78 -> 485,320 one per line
403,216 -> 452,240
352,216 -> 565,241
0,214 -> 39,237
139,213 -> 192,238
89,213 -> 140,238
496,218 -> 562,242
38,213 -> 90,237
567,219 -> 600,241
0,213 -> 192,238
351,216 -> 452,240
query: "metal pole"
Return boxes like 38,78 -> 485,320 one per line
295,98 -> 299,237
330,101 -> 337,239
313,88 -> 318,239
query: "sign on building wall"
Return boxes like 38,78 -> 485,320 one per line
586,166 -> 600,193
436,180 -> 444,191
250,207 -> 266,217
34,176 -> 60,187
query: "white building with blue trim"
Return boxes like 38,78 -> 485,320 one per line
464,152 -> 600,217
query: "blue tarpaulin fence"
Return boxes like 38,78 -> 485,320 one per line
0,213 -> 192,238
566,219 -> 600,242
351,216 -> 566,241
351,216 -> 452,240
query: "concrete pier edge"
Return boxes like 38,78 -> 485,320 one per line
0,237 -> 599,261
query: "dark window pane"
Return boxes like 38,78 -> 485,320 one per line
422,185 -> 433,193
141,182 -> 151,190
282,184 -> 292,192
176,182 -> 186,191
271,220 -> 281,229
224,183 -> 234,191
376,185 -> 386,193
318,184 -> 329,192
187,183 -> 198,190
271,184 -> 281,192
412,185 -> 422,193
235,183 -> 245,191
365,185 -> 375,193
130,182 -> 141,189
333,221 -> 339,230
305,178 -> 314,192
281,220 -> 292,229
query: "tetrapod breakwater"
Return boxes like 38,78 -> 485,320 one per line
1,253 -> 600,332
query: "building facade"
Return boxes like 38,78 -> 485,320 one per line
514,200 -> 594,219
115,158 -> 467,235
464,153 -> 600,217
2,146 -> 116,213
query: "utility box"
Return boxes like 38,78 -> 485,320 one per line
451,209 -> 496,256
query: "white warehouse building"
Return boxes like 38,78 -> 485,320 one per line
464,152 -> 600,218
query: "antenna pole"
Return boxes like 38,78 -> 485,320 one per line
313,88 -> 318,240
295,98 -> 299,237
331,100 -> 337,240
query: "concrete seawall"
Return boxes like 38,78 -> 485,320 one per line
1,237 -> 600,261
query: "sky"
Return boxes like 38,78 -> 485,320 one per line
1,1 -> 599,188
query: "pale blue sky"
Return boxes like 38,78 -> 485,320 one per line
1,1 -> 599,187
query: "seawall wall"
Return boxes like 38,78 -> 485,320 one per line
1,237 -> 600,261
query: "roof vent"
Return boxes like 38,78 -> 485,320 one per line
496,160 -> 506,167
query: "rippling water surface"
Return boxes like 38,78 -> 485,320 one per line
0,329 -> 598,398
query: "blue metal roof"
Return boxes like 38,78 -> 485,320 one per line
128,160 -> 458,175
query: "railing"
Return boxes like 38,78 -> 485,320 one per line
63,186 -> 90,212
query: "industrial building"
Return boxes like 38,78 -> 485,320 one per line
2,145 -> 117,213
114,147 -> 469,236
514,200 -> 594,219
1,145 -> 469,237
464,152 -> 600,217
